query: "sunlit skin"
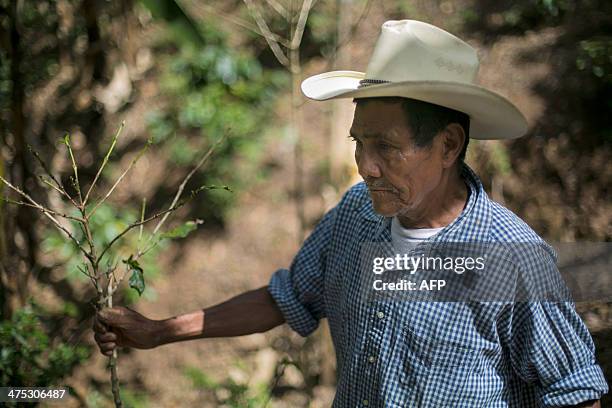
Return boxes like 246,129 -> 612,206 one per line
349,99 -> 469,229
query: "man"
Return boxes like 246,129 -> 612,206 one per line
94,20 -> 608,406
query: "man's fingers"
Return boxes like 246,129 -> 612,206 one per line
93,316 -> 108,334
95,332 -> 117,343
95,336 -> 117,356
100,342 -> 116,354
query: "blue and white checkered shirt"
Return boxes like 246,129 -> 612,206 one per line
268,164 -> 608,407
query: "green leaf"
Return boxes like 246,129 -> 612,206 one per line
129,268 -> 145,296
160,220 -> 203,239
123,255 -> 145,296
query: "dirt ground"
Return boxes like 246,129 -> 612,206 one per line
57,3 -> 610,407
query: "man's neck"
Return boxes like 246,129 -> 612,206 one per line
396,165 -> 468,229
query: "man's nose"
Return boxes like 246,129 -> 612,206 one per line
356,150 -> 381,179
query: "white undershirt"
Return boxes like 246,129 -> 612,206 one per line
391,216 -> 444,252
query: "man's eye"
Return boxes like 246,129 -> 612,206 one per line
347,135 -> 358,142
378,143 -> 393,150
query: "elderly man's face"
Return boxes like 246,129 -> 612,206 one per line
349,99 -> 446,218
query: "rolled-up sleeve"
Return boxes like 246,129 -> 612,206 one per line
509,300 -> 609,407
268,206 -> 337,337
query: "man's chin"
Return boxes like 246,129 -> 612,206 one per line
370,201 -> 399,218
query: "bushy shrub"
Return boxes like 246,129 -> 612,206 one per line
0,306 -> 89,388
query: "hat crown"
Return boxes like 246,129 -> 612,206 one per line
364,20 -> 479,84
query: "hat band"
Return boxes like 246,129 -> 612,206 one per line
358,79 -> 391,88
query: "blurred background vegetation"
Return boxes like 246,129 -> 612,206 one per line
0,0 -> 610,406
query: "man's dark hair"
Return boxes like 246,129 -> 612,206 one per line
354,97 -> 470,163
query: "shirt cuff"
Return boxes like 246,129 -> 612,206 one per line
539,363 -> 609,407
268,268 -> 320,337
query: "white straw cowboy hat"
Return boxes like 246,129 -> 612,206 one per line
301,20 -> 528,140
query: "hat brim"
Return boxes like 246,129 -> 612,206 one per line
301,71 -> 528,140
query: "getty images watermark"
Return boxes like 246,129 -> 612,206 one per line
352,241 -> 612,303
372,253 -> 485,292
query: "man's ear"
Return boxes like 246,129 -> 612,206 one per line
439,123 -> 466,169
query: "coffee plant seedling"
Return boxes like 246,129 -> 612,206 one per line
0,122 -> 230,407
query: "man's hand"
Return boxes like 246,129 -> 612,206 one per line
93,306 -> 162,356
92,287 -> 285,356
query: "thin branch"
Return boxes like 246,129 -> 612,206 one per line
63,134 -> 83,205
109,263 -> 129,297
81,218 -> 98,278
142,134 -> 228,251
100,184 -> 229,266
137,186 -> 230,257
291,0 -> 315,50
0,175 -> 89,260
263,0 -> 289,19
243,0 -> 290,66
138,197 -> 146,244
95,194 -> 188,267
27,144 -> 78,207
29,145 -> 80,208
1,196 -> 85,222
191,3 -> 290,47
87,141 -> 151,219
84,121 -> 125,206
38,175 -> 77,206
77,263 -> 99,290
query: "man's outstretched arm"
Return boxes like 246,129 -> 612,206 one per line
93,286 -> 285,356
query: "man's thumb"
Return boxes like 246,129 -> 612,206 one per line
98,308 -> 122,325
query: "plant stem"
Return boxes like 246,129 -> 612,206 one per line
84,121 -> 125,206
136,134 -> 227,260
106,293 -> 122,407
1,196 -> 85,222
0,175 -> 89,259
243,0 -> 289,67
88,140 -> 150,219
64,134 -> 83,205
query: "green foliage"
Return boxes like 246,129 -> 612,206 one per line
494,0 -> 572,29
0,306 -> 89,388
41,203 -> 161,287
577,38 -> 612,84
42,202 -> 203,302
124,255 -> 145,296
183,365 -> 272,407
147,21 -> 287,224
160,220 -> 202,239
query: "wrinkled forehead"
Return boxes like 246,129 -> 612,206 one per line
350,98 -> 412,138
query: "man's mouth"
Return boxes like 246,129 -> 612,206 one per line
367,184 -> 395,191
368,187 -> 397,195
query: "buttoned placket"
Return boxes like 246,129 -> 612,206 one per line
354,219 -> 393,407
358,298 -> 389,407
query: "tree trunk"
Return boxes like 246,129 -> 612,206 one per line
2,0 -> 38,318
329,0 -> 357,187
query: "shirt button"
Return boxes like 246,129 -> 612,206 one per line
368,355 -> 376,363
377,311 -> 384,319
363,399 -> 369,406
